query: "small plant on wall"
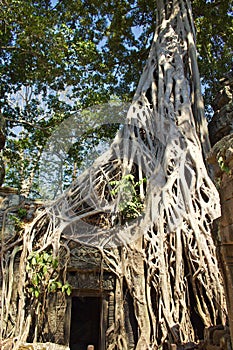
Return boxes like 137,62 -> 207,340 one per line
110,174 -> 146,222
25,250 -> 71,342
26,250 -> 72,298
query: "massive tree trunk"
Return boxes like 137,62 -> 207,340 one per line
1,0 -> 227,349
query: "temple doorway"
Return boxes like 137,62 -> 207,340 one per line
69,296 -> 101,350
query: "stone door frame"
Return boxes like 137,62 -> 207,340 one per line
66,289 -> 110,350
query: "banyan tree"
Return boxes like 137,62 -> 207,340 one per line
1,0 -> 227,349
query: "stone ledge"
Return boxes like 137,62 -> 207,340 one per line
1,340 -> 69,350
0,186 -> 18,194
18,343 -> 69,350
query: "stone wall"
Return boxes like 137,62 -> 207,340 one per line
208,73 -> 233,345
209,74 -> 233,146
209,135 -> 233,345
0,188 -> 115,349
1,340 -> 69,350
0,187 -> 40,243
18,343 -> 69,350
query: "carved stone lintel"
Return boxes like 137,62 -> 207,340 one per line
67,271 -> 115,291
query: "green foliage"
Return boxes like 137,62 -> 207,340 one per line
8,213 -> 24,232
1,0 -> 116,195
26,250 -> 72,298
217,156 -> 231,174
193,0 -> 233,113
110,174 -> 146,219
8,208 -> 28,232
17,208 -> 28,219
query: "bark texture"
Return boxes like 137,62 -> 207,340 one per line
1,0 -> 227,349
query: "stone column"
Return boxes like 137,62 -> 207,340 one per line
208,73 -> 233,343
209,135 -> 233,343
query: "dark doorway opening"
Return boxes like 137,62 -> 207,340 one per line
69,296 -> 101,350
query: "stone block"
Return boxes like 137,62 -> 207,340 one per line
213,83 -> 233,112
220,224 -> 233,242
219,334 -> 231,350
18,343 -> 70,350
220,180 -> 233,202
220,198 -> 233,227
221,245 -> 233,263
212,329 -> 227,346
170,344 -> 177,350
8,194 -> 21,207
205,344 -> 221,350
208,108 -> 233,146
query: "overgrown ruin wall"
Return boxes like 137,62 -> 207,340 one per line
208,73 -> 233,343
0,190 -> 116,349
1,75 -> 233,349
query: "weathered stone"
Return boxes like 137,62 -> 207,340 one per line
209,110 -> 233,146
0,186 -> 18,194
208,74 -> 233,348
220,333 -> 232,350
18,343 -> 69,350
202,326 -> 231,350
212,76 -> 233,112
220,224 -> 233,242
220,198 -> 233,227
210,135 -> 233,165
8,194 -> 21,207
205,345 -> 221,350
1,340 -> 70,350
209,73 -> 233,147
213,330 -> 228,346
220,178 -> 233,202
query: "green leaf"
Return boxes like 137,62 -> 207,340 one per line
32,274 -> 39,286
34,289 -> 40,298
66,286 -> 72,296
31,257 -> 37,266
218,156 -> 230,174
62,283 -> 72,296
52,259 -> 58,269
56,281 -> 63,289
43,252 -> 49,262
49,281 -> 57,292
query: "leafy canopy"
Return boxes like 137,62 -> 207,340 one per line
1,0 -> 232,196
